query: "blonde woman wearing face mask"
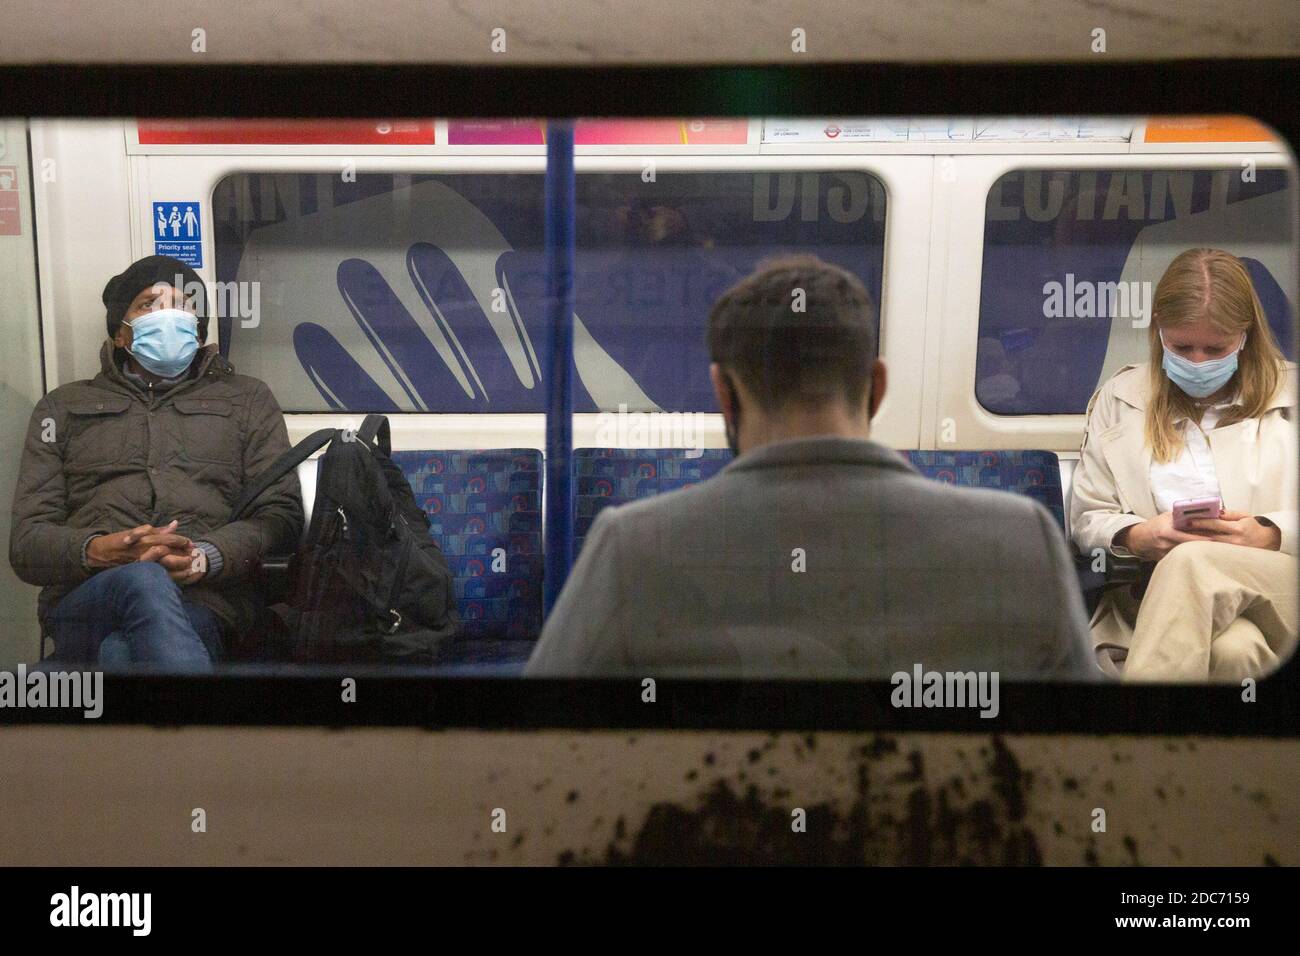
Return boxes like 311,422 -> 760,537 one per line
1071,248 -> 1297,682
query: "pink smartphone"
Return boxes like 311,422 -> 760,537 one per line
1172,496 -> 1223,531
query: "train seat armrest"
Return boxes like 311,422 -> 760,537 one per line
1072,550 -> 1143,597
1104,554 -> 1144,586
252,555 -> 295,607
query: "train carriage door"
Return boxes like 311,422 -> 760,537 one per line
0,119 -> 44,666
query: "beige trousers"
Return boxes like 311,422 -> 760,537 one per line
1119,540 -> 1298,682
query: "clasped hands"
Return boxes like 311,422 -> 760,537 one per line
85,519 -> 208,585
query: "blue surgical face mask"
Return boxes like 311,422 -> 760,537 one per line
125,308 -> 199,378
1159,330 -> 1246,399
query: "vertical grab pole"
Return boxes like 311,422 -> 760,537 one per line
543,120 -> 576,616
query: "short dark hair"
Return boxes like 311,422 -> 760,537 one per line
706,255 -> 878,413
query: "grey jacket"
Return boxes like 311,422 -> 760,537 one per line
526,437 -> 1096,679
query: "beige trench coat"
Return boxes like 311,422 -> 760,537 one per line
1069,361 -> 1297,669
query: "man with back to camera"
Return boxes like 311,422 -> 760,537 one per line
9,255 -> 303,670
526,255 -> 1097,679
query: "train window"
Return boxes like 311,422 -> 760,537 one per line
977,167 -> 1296,415
212,170 -> 886,414
1,111 -> 1295,701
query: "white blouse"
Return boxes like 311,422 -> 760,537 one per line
1148,397 -> 1234,515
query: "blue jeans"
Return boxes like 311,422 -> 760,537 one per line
45,562 -> 223,671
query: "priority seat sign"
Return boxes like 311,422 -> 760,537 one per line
153,201 -> 203,267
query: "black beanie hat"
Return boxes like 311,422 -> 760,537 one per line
102,255 -> 208,341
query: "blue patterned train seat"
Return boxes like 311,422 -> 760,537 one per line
390,449 -> 543,641
902,450 -> 1065,532
573,448 -> 733,555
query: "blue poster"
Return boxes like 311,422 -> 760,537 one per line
213,172 -> 888,414
153,201 -> 203,267
977,169 -> 1294,414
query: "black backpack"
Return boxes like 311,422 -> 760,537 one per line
229,414 -> 460,664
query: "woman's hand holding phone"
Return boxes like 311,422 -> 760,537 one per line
1116,512 -> 1207,561
1119,509 -> 1281,559
1182,509 -> 1282,550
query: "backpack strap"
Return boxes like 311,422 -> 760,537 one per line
228,427 -> 337,523
357,414 -> 391,456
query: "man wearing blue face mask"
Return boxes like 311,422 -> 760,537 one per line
9,255 -> 303,670
1070,248 -> 1296,682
